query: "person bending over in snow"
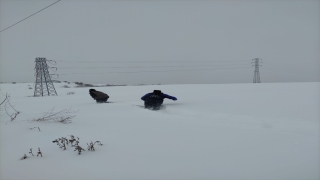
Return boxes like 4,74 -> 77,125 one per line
141,90 -> 177,110
89,89 -> 109,103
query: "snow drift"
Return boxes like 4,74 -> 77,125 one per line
0,82 -> 319,180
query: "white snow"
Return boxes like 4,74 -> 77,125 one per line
1,82 -> 319,180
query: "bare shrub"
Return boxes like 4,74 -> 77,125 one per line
51,135 -> 103,156
37,148 -> 43,157
53,137 -> 69,150
67,92 -> 75,95
30,127 -> 41,131
31,108 -> 77,124
74,145 -> 85,155
75,82 -> 94,87
21,148 -> 43,160
29,148 -> 34,156
83,84 -> 94,87
0,93 -> 8,107
20,154 -> 28,160
1,93 -> 20,122
87,141 -> 103,151
75,82 -> 83,86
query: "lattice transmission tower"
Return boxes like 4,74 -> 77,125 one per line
251,58 -> 262,83
34,57 -> 58,96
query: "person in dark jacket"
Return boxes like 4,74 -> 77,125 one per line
141,90 -> 177,110
89,89 -> 109,103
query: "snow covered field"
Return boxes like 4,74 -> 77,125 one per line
0,82 -> 319,180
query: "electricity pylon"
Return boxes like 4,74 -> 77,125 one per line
251,58 -> 262,83
34,57 -> 58,96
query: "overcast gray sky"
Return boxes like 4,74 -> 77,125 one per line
0,0 -> 319,85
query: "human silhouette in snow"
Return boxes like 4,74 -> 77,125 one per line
89,89 -> 109,103
141,90 -> 177,110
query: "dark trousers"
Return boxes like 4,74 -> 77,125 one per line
144,102 -> 162,110
96,98 -> 108,103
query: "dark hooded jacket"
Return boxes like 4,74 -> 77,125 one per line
89,89 -> 109,100
141,90 -> 177,105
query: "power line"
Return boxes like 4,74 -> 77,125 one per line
264,63 -> 316,73
263,64 -> 319,77
58,67 -> 251,75
58,63 -> 249,69
0,0 -> 61,33
50,59 -> 249,63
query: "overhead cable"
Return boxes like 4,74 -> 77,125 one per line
59,67 -> 251,75
0,0 -> 61,33
50,59 -> 249,63
58,64 -> 249,69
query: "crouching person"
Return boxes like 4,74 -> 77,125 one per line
89,89 -> 109,103
141,90 -> 177,110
